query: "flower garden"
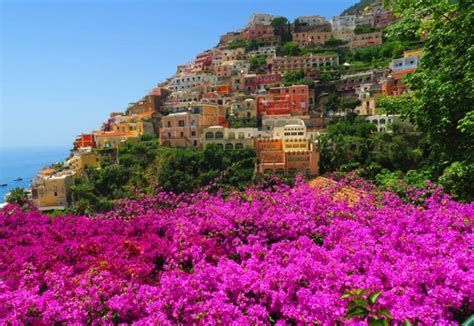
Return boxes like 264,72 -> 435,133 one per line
0,178 -> 473,324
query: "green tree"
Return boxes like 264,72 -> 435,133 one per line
248,55 -> 267,73
384,0 -> 474,201
271,17 -> 292,44
6,187 -> 29,206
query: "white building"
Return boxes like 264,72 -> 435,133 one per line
248,46 -> 276,57
295,15 -> 328,27
330,15 -> 356,32
355,13 -> 375,27
168,74 -> 219,91
366,114 -> 403,133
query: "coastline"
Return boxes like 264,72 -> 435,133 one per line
0,146 -> 70,203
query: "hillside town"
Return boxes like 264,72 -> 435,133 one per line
30,2 -> 422,211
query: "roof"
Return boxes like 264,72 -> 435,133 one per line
308,177 -> 366,204
138,111 -> 155,117
96,131 -> 130,137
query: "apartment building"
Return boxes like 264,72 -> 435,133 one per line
295,15 -> 328,27
168,74 -> 219,91
202,126 -> 270,149
95,131 -> 138,148
267,54 -> 339,74
256,85 -> 309,116
159,110 -> 202,148
349,31 -> 383,49
248,46 -> 276,57
213,60 -> 250,78
244,73 -> 282,93
74,133 -> 96,150
293,31 -> 335,46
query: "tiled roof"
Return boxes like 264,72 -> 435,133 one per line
308,177 -> 366,204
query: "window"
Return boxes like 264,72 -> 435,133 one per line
180,132 -> 184,138
238,132 -> 245,139
225,143 -> 234,150
215,132 -> 224,140
228,132 -> 235,140
264,169 -> 273,175
191,131 -> 196,137
205,132 -> 214,140
276,168 -> 285,176
178,120 -> 185,127
235,143 -> 243,149
167,121 -> 171,127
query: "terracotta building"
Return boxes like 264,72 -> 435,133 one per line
256,85 -> 309,116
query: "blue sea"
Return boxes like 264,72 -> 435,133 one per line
0,147 -> 71,203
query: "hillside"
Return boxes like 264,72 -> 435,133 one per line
341,0 -> 378,15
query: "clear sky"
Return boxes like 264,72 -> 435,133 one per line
1,0 -> 357,149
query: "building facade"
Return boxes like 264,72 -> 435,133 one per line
267,54 -> 339,74
31,168 -> 75,210
256,85 -> 310,116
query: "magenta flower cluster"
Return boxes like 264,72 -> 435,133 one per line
0,179 -> 473,324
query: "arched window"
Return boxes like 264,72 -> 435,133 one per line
238,132 -> 245,139
215,131 -> 224,140
205,132 -> 214,140
235,143 -> 244,149
228,132 -> 236,140
216,143 -> 224,149
276,168 -> 285,176
380,119 -> 386,125
305,169 -> 311,176
225,143 -> 234,150
288,168 -> 297,176
264,169 -> 273,175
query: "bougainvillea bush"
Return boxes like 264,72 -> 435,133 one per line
0,179 -> 473,325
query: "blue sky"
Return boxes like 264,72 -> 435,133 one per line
1,0 -> 357,149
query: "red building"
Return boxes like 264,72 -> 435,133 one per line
257,85 -> 309,116
244,73 -> 282,92
74,134 -> 97,149
244,24 -> 277,42
194,51 -> 213,71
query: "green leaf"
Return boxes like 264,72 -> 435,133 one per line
341,293 -> 353,299
368,291 -> 383,305
369,317 -> 389,326
377,309 -> 394,319
461,314 -> 474,326
346,306 -> 370,319
404,320 -> 413,326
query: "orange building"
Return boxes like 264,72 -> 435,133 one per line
257,85 -> 309,116
255,137 -> 320,177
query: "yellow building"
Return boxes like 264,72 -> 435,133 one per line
95,131 -> 139,148
67,150 -> 100,175
109,112 -> 155,137
32,168 -> 75,210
